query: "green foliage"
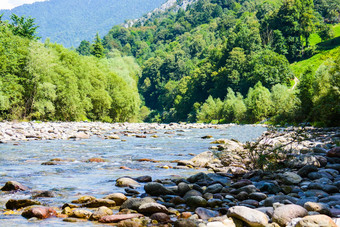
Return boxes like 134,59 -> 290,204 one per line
246,82 -> 273,122
8,14 -> 40,40
91,33 -> 105,58
0,22 -> 141,122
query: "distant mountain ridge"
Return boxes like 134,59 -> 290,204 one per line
0,0 -> 166,47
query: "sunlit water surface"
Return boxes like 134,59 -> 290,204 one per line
0,125 -> 266,226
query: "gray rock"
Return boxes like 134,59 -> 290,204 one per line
183,189 -> 203,200
138,202 -> 168,214
249,192 -> 267,201
177,182 -> 191,196
144,182 -> 174,196
297,165 -> 318,177
272,204 -> 308,226
280,172 -> 302,185
150,212 -> 170,223
263,195 -> 298,207
190,151 -> 220,167
205,183 -> 223,194
185,196 -> 207,208
227,206 -> 269,227
174,219 -> 198,227
195,207 -> 219,220
187,172 -> 211,183
255,181 -> 281,194
120,197 -> 155,211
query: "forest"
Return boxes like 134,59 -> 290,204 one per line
1,0 -> 340,126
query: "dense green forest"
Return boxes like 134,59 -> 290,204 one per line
93,0 -> 339,126
1,0 -> 339,126
0,15 -> 141,122
0,0 -> 166,47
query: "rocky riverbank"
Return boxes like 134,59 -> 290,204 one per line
1,125 -> 340,226
0,121 -> 242,142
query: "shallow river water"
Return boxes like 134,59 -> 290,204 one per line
0,125 -> 266,226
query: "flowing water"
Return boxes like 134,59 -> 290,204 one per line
0,125 -> 266,226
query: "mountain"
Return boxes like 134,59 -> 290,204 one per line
0,0 -> 166,47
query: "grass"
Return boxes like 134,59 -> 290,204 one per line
291,23 -> 340,78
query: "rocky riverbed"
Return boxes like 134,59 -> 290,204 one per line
1,123 -> 340,226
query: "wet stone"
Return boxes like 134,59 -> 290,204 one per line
6,199 -> 41,210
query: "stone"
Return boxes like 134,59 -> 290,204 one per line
120,197 -> 156,211
99,214 -> 143,223
174,218 -> 198,227
134,176 -> 152,183
32,190 -> 56,198
104,193 -> 127,206
22,207 -> 57,219
327,147 -> 340,158
1,181 -> 28,191
190,151 -> 219,167
72,209 -> 93,219
263,195 -> 298,207
296,215 -> 337,227
87,158 -> 105,163
249,192 -> 267,201
150,212 -> 170,223
138,202 -> 168,214
81,199 -> 116,208
231,179 -> 253,188
207,218 -> 236,227
205,183 -> 223,194
227,206 -> 269,227
185,196 -> 207,208
116,177 -> 140,187
183,189 -> 203,200
255,181 -> 281,194
195,207 -> 219,220
272,204 -> 308,226
6,199 -> 41,210
144,182 -> 174,196
297,165 -> 318,177
280,172 -> 302,185
304,202 -> 331,215
187,172 -> 211,183
178,182 -> 191,196
72,195 -> 96,204
90,206 -> 113,221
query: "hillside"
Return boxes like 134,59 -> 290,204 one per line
0,0 -> 166,47
98,0 -> 340,126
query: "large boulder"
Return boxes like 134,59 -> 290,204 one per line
227,206 -> 269,227
272,204 -> 308,226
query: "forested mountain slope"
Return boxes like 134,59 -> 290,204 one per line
0,0 -> 166,47
94,0 -> 340,126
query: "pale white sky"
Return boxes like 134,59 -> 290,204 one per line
0,0 -> 48,10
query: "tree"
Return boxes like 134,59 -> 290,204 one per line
91,33 -> 105,58
246,82 -> 273,122
76,40 -> 91,56
9,14 -> 40,40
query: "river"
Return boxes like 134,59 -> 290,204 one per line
0,124 -> 266,226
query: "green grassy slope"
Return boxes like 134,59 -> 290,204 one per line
291,24 -> 340,78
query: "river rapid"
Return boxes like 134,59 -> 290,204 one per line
0,123 -> 266,226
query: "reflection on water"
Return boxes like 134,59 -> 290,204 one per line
0,125 -> 266,226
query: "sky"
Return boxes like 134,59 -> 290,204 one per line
0,0 -> 48,10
